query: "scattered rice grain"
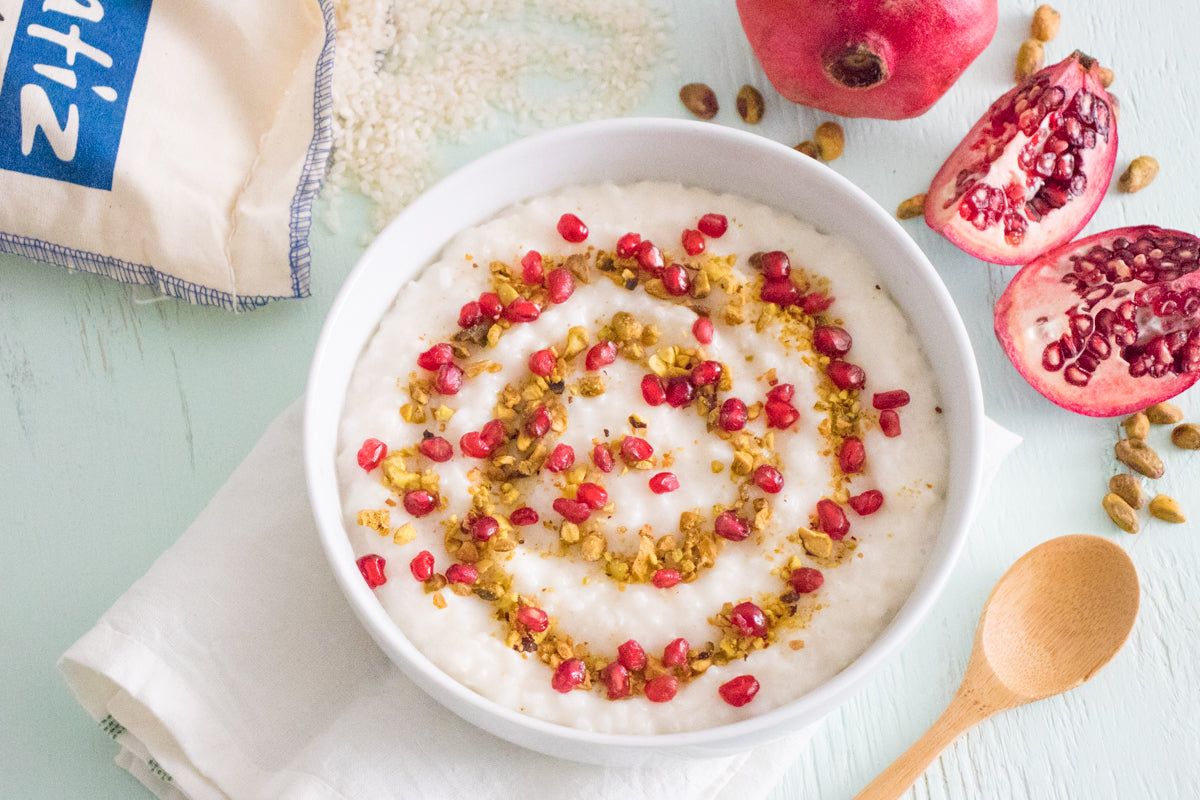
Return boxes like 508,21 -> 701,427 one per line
328,0 -> 671,229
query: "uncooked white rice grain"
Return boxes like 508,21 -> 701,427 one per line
327,0 -> 671,230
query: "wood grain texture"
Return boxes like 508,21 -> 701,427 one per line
853,536 -> 1139,800
2,1 -> 1198,798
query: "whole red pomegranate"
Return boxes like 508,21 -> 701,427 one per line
927,52 -> 1118,265
736,0 -> 997,119
995,226 -> 1200,416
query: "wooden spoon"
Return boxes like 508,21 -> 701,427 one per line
852,534 -> 1139,800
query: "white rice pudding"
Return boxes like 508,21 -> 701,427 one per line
337,182 -> 949,734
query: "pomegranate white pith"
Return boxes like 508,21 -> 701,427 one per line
337,183 -> 950,733
927,52 -> 1117,265
995,226 -> 1200,416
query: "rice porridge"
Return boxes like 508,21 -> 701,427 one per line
337,182 -> 949,734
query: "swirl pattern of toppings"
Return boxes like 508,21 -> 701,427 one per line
349,209 -> 915,707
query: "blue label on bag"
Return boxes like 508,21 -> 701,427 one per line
0,0 -> 152,191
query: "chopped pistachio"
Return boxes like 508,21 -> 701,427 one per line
564,326 -> 590,359
497,283 -> 520,305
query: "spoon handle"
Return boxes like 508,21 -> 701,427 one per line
849,690 -> 994,800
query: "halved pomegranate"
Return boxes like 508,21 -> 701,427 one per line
995,226 -> 1200,416
926,52 -> 1117,265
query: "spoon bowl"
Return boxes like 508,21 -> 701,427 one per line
981,534 -> 1140,700
854,535 -> 1139,800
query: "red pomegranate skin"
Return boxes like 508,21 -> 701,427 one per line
736,0 -> 997,120
995,226 -> 1200,416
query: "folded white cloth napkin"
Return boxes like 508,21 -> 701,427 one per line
60,400 -> 1019,800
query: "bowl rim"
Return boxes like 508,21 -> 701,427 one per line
305,116 -> 985,755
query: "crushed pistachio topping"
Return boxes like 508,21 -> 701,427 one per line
365,233 -> 895,703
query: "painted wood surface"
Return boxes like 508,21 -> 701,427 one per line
2,2 -> 1197,797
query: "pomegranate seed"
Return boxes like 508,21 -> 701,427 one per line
789,566 -> 824,594
764,399 -> 800,429
838,436 -> 866,474
479,292 -> 503,319
529,348 -> 556,377
620,436 -> 653,464
516,605 -> 549,632
545,443 -> 575,473
481,419 -> 507,450
692,316 -> 714,344
357,438 -> 387,471
714,510 -> 750,541
880,409 -> 902,437
665,375 -> 695,407
636,240 -> 664,274
509,506 -> 539,526
761,277 -> 799,307
681,228 -> 706,256
520,250 -> 544,284
556,213 -> 588,243
525,404 -> 552,438
356,554 -> 386,588
403,490 -> 437,517
873,389 -> 910,410
826,360 -> 866,391
592,443 -> 615,473
446,563 -> 478,585
719,675 -> 761,707
551,657 -> 586,692
766,383 -> 794,403
416,342 -> 454,370
470,515 -> 499,541
812,325 -> 852,357
644,675 -> 678,703
553,497 -> 591,524
817,498 -> 850,540
418,435 -> 453,463
689,360 -> 722,386
652,568 -> 682,588
848,489 -> 884,515
409,550 -> 434,581
661,263 -> 691,296
618,640 -> 647,671
546,268 -> 575,304
697,213 -> 728,238
502,299 -> 540,323
458,300 -> 482,328
801,291 -> 834,314
649,472 -> 680,494
753,464 -> 784,494
616,232 -> 642,258
460,431 -> 491,458
719,398 -> 748,431
730,601 -> 768,638
759,250 -> 791,280
641,373 -> 667,406
585,340 -> 617,371
576,482 -> 608,510
601,662 -> 630,699
663,637 -> 690,667
434,363 -> 464,395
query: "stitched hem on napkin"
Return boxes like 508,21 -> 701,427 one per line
61,621 -> 347,800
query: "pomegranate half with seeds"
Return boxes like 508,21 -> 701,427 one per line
994,226 -> 1200,416
926,51 -> 1117,265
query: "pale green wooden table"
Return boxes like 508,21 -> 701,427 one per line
3,2 -> 1198,797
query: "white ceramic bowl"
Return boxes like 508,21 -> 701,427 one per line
305,117 -> 984,765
